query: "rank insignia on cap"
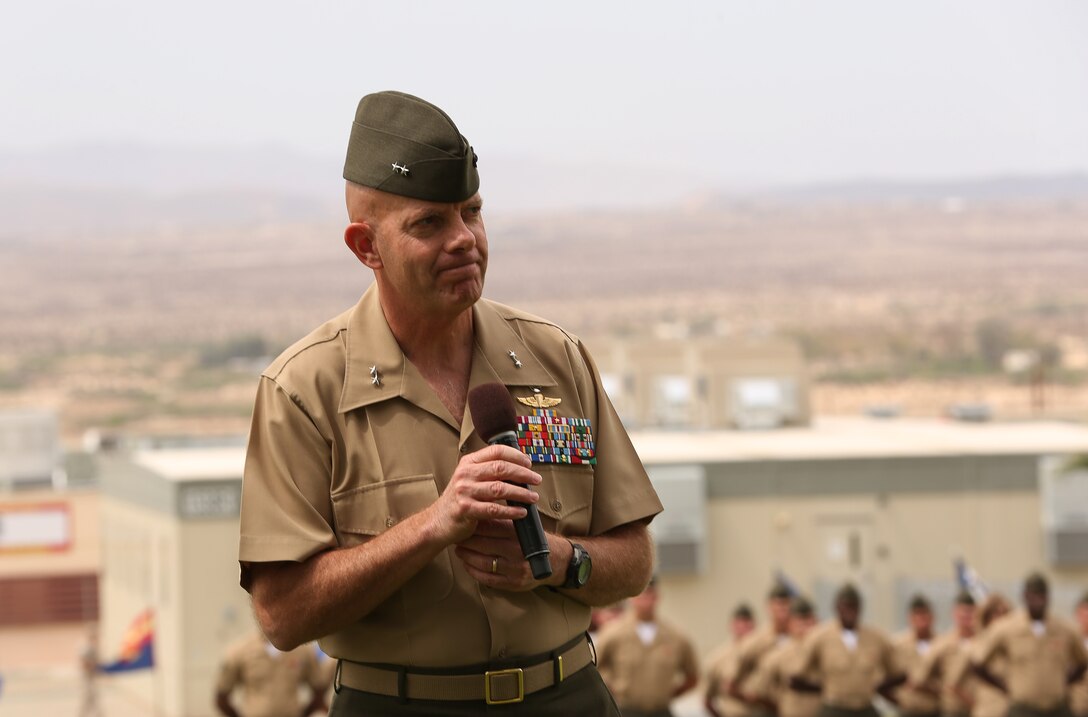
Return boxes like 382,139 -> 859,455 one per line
344,91 -> 479,203
514,409 -> 596,465
517,390 -> 561,409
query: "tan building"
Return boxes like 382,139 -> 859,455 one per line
0,489 -> 100,626
0,409 -> 99,627
96,446 -> 253,717
585,332 -> 810,430
87,418 -> 1088,715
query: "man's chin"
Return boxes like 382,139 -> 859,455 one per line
438,282 -> 484,314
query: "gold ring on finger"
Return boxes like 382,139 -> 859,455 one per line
491,558 -> 499,574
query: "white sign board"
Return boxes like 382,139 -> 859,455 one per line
0,504 -> 71,552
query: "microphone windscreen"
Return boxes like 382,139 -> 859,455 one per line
468,383 -> 518,441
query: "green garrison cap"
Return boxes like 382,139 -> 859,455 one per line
343,90 -> 479,203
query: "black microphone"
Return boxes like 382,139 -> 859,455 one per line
467,383 -> 552,580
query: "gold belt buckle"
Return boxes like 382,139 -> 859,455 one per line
484,667 -> 525,705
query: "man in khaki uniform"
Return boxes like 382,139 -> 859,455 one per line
596,579 -> 699,717
789,583 -> 905,717
731,584 -> 794,710
749,597 -> 821,717
912,591 -> 977,717
78,625 -> 101,717
1072,594 -> 1088,717
895,594 -> 941,717
706,604 -> 758,717
215,632 -> 329,717
973,574 -> 1088,717
952,595 -> 1012,717
238,91 -> 662,716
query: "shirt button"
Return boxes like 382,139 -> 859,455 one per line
459,444 -> 469,454
497,647 -> 508,658
552,500 -> 562,512
385,517 -> 396,528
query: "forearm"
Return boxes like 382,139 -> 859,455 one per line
674,673 -> 698,697
789,675 -> 822,693
251,446 -> 546,649
972,664 -> 1006,693
215,692 -> 241,717
877,673 -> 907,701
249,506 -> 448,650
729,662 -> 756,702
912,678 -> 940,697
547,520 -> 653,606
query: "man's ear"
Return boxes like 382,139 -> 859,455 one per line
344,222 -> 382,269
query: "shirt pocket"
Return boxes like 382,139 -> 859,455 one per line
534,464 -> 595,536
331,474 -> 453,603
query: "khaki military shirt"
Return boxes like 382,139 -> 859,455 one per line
750,637 -> 821,717
706,641 -> 757,717
793,621 -> 899,710
735,625 -> 791,697
239,286 -> 662,666
1072,636 -> 1088,717
948,629 -> 1008,717
216,634 -> 325,717
973,610 -> 1088,711
894,630 -> 941,714
595,611 -> 699,711
914,630 -> 974,716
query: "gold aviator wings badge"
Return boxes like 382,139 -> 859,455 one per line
517,393 -> 562,409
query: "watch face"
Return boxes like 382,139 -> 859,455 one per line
576,556 -> 592,584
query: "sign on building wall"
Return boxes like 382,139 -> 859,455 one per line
0,502 -> 71,553
178,483 -> 241,520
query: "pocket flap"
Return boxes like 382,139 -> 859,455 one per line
332,474 -> 438,536
535,466 -> 593,524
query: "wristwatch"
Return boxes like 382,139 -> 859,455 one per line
562,542 -> 592,589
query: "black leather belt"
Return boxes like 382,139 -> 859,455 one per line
336,635 -> 593,705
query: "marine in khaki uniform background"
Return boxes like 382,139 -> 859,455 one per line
973,574 -> 1088,717
215,632 -> 329,717
789,584 -> 905,717
952,595 -> 1012,717
1072,594 -> 1088,717
237,91 -> 662,715
595,580 -> 699,717
912,591 -> 978,717
706,604 -> 759,717
894,594 -> 941,717
731,584 -> 795,712
748,597 -> 821,717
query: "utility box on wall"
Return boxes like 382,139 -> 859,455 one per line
646,465 -> 707,575
1040,454 -> 1088,567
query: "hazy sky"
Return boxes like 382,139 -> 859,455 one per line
3,1 -> 1088,186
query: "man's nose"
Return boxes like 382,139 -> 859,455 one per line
445,216 -> 477,253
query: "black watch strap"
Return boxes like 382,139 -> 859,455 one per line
563,541 -> 591,589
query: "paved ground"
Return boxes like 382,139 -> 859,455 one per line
0,623 -> 155,716
0,667 -> 156,716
